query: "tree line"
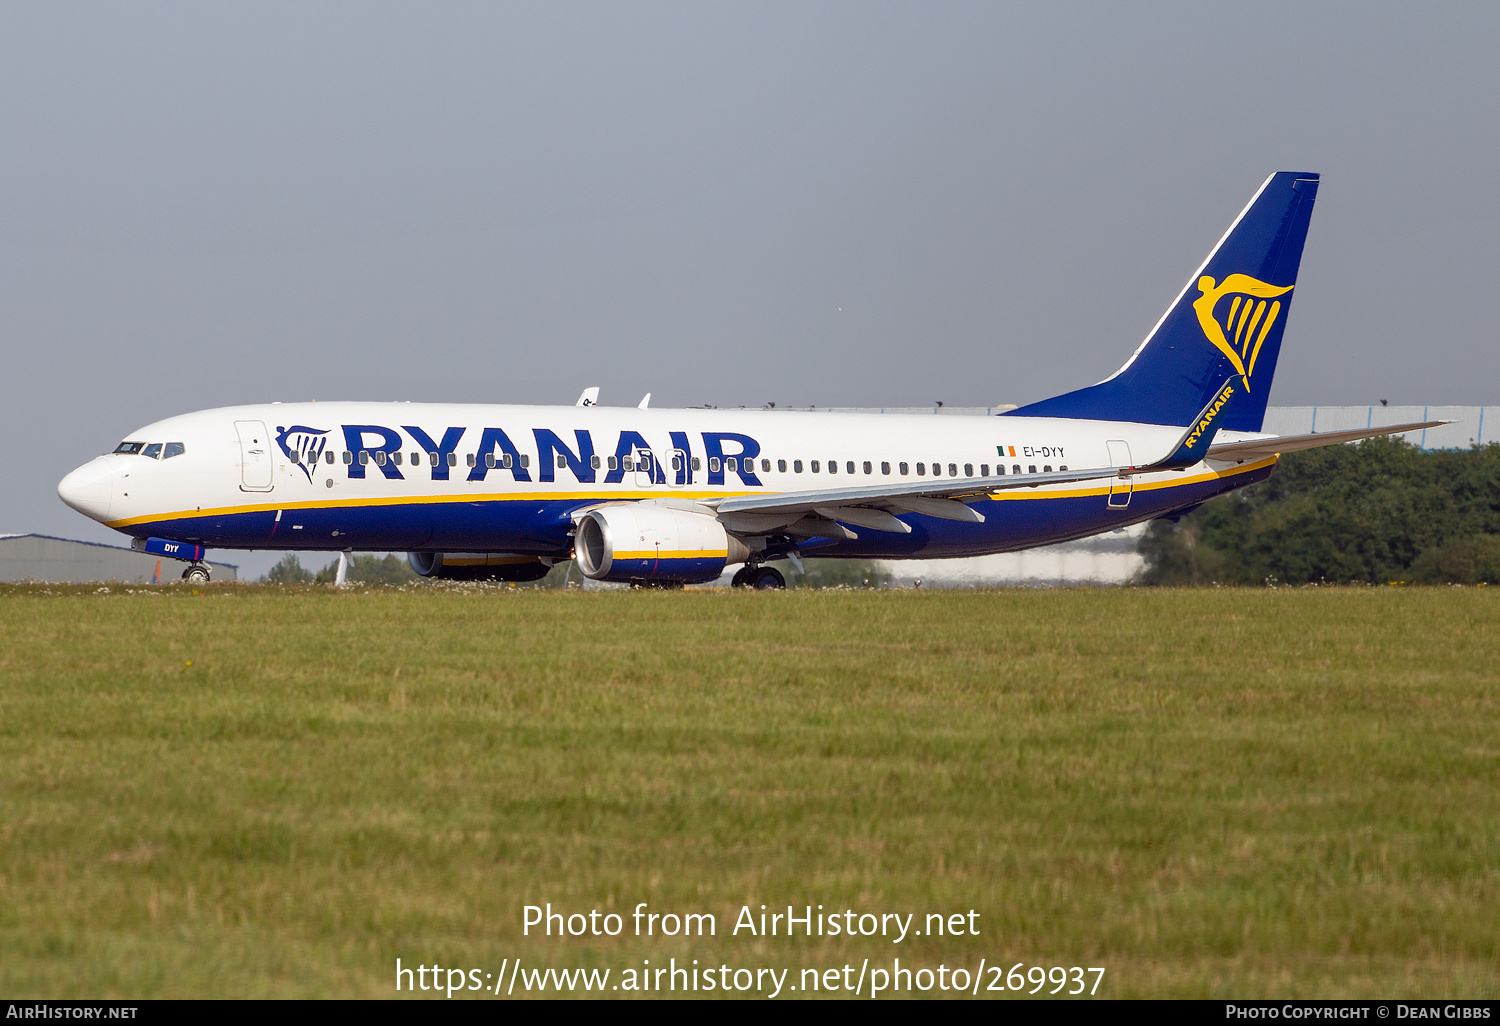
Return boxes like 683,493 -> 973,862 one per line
1139,438 -> 1500,585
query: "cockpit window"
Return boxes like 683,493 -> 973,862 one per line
142,443 -> 162,460
113,442 -> 145,455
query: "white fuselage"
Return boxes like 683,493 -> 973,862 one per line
58,401 -> 1276,564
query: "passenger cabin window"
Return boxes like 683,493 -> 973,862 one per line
848,461 -> 856,474
899,462 -> 909,475
608,456 -> 618,470
411,452 -> 419,465
392,452 -> 402,466
520,454 -> 530,468
164,442 -> 186,460
555,455 -> 565,469
761,459 -> 770,472
948,463 -> 957,477
863,461 -> 872,474
981,464 -> 989,476
1060,465 -> 1068,471
375,451 -> 387,466
675,455 -> 685,472
1013,464 -> 1021,474
623,456 -> 634,470
793,460 -> 803,473
709,457 -> 721,472
591,455 -> 601,469
142,443 -> 162,459
343,451 -> 353,465
932,463 -> 941,477
691,457 -> 701,471
113,442 -> 145,455
360,451 -> 371,465
964,463 -> 973,476
916,463 -> 925,475
881,461 -> 891,475
777,459 -> 787,472
502,453 -> 513,469
826,460 -> 836,474
811,460 -> 820,472
486,453 -> 496,468
467,453 -> 476,467
429,452 -> 439,466
446,452 -> 457,467
1028,465 -> 1037,473
1043,465 -> 1052,472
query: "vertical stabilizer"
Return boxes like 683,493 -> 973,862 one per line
1005,171 -> 1319,432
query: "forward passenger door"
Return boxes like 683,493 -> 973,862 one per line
236,420 -> 274,492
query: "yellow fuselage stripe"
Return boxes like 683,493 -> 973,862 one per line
612,549 -> 728,560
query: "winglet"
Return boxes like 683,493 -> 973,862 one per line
576,387 -> 600,407
1135,376 -> 1245,473
638,393 -> 652,409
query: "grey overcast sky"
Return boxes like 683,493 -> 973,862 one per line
5,1 -> 1498,570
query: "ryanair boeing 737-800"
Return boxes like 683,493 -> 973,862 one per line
57,172 -> 1439,587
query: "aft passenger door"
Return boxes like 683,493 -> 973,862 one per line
236,420 -> 274,492
1106,439 -> 1131,509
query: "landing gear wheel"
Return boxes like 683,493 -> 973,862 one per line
750,566 -> 785,590
730,565 -> 752,588
181,563 -> 211,584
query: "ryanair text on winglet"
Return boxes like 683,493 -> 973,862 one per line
1184,381 -> 1236,450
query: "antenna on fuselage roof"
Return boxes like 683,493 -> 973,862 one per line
576,387 -> 600,407
638,393 -> 651,409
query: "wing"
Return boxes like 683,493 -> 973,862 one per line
706,465 -> 1124,538
1206,420 -> 1447,461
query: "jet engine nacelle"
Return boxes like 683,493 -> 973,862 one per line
407,551 -> 553,582
574,504 -> 749,584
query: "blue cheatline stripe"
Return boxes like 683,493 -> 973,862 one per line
1421,407 -> 1429,450
1310,407 -> 1317,433
1367,407 -> 1372,429
608,555 -> 726,582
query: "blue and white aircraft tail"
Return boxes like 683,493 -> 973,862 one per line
57,172 -> 1441,587
1008,171 -> 1319,432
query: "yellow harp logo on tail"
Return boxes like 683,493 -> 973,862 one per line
1191,274 -> 1293,390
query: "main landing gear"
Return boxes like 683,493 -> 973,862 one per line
731,564 -> 785,590
181,562 -> 211,584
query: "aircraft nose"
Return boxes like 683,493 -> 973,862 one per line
58,457 -> 117,522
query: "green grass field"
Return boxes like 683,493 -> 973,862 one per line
1,584 -> 1496,998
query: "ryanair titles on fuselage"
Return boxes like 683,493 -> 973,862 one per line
284,422 -> 765,487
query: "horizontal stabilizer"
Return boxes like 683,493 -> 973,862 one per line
1206,421 -> 1449,461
